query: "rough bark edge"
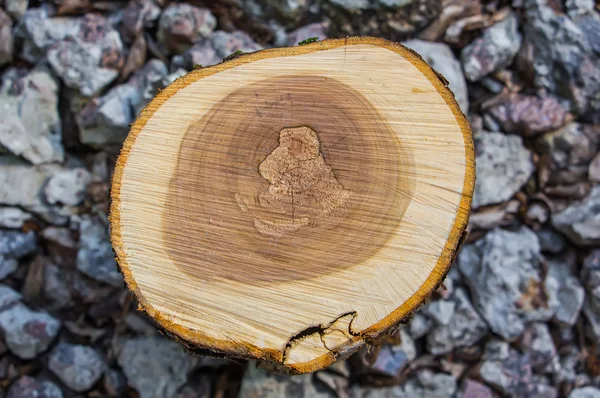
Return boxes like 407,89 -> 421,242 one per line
109,36 -> 475,374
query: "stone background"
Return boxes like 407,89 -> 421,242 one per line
0,0 -> 599,397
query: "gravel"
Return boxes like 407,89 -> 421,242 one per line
48,343 -> 106,392
117,336 -> 196,398
472,132 -> 534,208
0,1 -> 598,397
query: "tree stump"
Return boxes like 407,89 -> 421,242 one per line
110,37 -> 474,374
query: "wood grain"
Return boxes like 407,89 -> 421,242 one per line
110,37 -> 474,374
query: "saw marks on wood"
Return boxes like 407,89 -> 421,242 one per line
111,37 -> 474,373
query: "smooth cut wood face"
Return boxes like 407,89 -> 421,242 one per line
164,75 -> 413,283
111,38 -> 474,373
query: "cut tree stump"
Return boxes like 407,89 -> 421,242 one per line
110,37 -> 475,374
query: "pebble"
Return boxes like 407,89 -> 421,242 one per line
117,336 -> 196,398
0,207 -> 31,229
547,256 -> 584,326
537,123 -> 599,173
239,365 -> 333,397
103,368 -> 126,397
77,59 -> 168,148
171,40 -> 221,71
569,387 -> 600,398
5,0 -> 29,20
486,94 -> 570,136
524,0 -> 600,115
6,376 -> 63,398
210,30 -> 263,59
582,250 -> 600,340
287,22 -> 329,46
43,264 -> 72,309
408,311 -> 433,339
0,285 -> 60,359
480,342 -> 557,397
553,185 -> 600,245
157,4 -> 216,54
0,229 -> 36,279
426,288 -> 488,355
0,8 -> 13,66
458,227 -> 557,340
48,343 -> 106,392
47,14 -> 124,96
0,67 -> 63,164
519,323 -> 557,371
461,12 -> 522,81
14,7 -> 79,63
462,379 -> 493,398
44,168 -> 92,206
472,131 -> 534,208
76,215 -> 123,287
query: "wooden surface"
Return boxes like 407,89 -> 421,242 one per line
110,37 -> 474,373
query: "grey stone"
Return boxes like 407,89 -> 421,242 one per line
480,345 -> 556,397
47,14 -> 124,96
472,132 -> 534,208
5,0 -> 29,20
423,300 -> 455,326
537,123 -> 598,171
0,67 -> 63,164
49,343 -> 106,392
329,0 -> 370,11
351,370 -> 456,398
0,229 -> 36,279
536,227 -> 567,254
117,336 -> 196,398
77,215 -> 123,287
462,379 -> 493,398
458,227 -> 557,340
0,207 -> 31,228
582,250 -> 600,340
0,258 -> 17,280
171,39 -> 221,71
524,0 -> 600,115
361,330 -> 415,377
547,256 -> 584,326
0,284 -> 22,309
239,366 -> 333,398
461,12 -> 522,81
569,387 -> 600,398
552,185 -> 600,246
287,22 -> 329,46
103,368 -> 126,397
157,4 -> 216,54
486,94 -> 570,137
44,168 -> 92,206
6,376 -> 63,398
590,152 -> 600,183
408,311 -> 433,339
426,288 -> 488,355
0,9 -> 13,66
0,230 -> 36,258
0,299 -> 60,359
44,264 -> 72,309
14,8 -> 79,63
403,39 -> 469,112
519,323 -> 557,371
77,59 -> 168,148
565,0 -> 596,16
119,0 -> 161,43
211,30 -> 263,59
0,156 -> 67,224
